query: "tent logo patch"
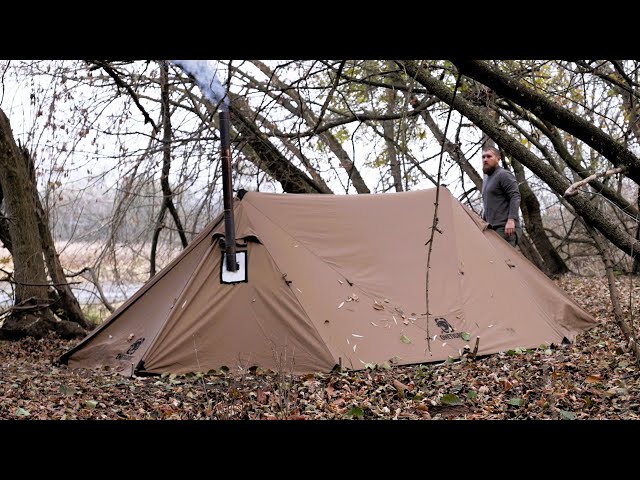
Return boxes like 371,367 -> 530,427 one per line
116,337 -> 145,360
434,318 -> 463,340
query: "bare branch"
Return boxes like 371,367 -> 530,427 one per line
564,167 -> 626,197
89,60 -> 159,134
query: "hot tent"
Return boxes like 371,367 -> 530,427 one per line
60,187 -> 597,375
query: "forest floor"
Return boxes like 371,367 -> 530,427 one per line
0,274 -> 638,420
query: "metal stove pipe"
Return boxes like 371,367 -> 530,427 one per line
219,109 -> 238,272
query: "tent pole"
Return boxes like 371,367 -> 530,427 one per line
219,110 -> 238,271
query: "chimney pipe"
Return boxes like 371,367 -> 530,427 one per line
219,110 -> 238,272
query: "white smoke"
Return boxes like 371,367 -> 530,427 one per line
170,60 -> 229,111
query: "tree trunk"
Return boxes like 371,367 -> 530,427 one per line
512,159 -> 569,277
517,232 -> 548,272
228,93 -> 324,194
383,87 -> 403,191
251,110 -> 333,193
0,108 -> 86,340
614,75 -> 640,275
472,82 -> 497,151
0,184 -> 12,253
584,220 -> 640,364
250,61 -> 371,193
151,61 -> 189,278
635,187 -> 640,274
23,148 -> 91,329
0,109 -> 50,308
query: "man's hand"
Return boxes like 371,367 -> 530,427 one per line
505,218 -> 516,237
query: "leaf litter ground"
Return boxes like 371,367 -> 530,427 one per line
1,275 -> 638,420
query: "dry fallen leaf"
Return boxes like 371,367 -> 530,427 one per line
257,389 -> 269,404
392,379 -> 409,398
0,275 -> 634,421
325,385 -> 337,398
287,414 -> 308,420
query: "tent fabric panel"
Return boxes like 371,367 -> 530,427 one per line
141,241 -> 335,374
66,232 -> 213,373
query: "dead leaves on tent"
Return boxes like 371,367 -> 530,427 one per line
338,293 -> 361,311
0,275 -> 638,420
368,298 -> 394,312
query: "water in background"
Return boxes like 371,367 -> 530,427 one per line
0,280 -> 144,309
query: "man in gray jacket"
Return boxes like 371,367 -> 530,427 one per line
481,146 -> 522,247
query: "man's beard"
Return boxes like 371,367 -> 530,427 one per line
483,164 -> 496,175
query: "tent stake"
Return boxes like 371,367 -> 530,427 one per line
472,336 -> 480,360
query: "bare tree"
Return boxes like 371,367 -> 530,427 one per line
0,108 -> 87,339
150,61 -> 189,278
396,60 -> 640,262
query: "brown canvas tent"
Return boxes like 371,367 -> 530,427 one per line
59,187 -> 597,376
